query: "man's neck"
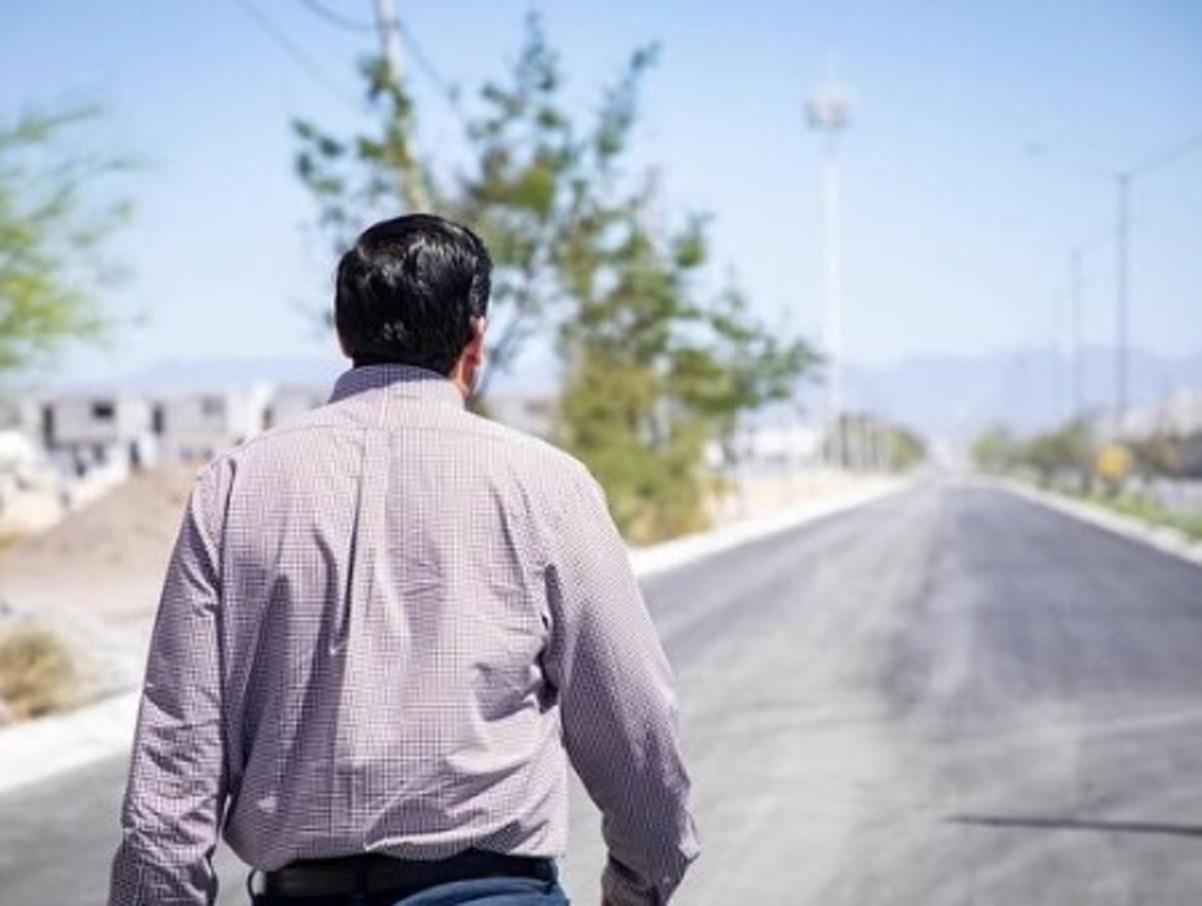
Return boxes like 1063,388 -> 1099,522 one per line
348,357 -> 471,403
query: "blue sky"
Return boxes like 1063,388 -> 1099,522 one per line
2,1 -> 1200,393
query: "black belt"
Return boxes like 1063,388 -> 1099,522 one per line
254,849 -> 555,901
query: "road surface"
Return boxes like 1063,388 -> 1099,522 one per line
3,479 -> 1202,904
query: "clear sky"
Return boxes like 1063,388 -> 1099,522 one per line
2,1 -> 1200,391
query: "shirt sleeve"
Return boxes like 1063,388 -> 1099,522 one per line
540,463 -> 700,906
108,462 -> 229,906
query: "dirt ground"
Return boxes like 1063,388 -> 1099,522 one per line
0,464 -> 201,623
708,467 -> 887,525
0,465 -> 203,704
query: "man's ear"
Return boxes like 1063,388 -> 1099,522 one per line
466,316 -> 487,362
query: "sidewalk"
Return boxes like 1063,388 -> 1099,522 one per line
0,472 -> 910,795
633,472 -> 905,578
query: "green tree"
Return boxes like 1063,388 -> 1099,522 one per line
294,14 -> 586,385
971,425 -> 1017,472
1127,430 -> 1183,478
1016,418 -> 1094,486
557,220 -> 817,541
888,424 -> 927,472
0,108 -> 131,376
294,14 -> 818,541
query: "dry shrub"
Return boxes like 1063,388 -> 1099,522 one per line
0,624 -> 77,720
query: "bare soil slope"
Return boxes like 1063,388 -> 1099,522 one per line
0,465 -> 199,622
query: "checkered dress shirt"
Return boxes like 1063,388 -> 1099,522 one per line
108,363 -> 698,906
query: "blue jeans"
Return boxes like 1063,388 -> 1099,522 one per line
388,876 -> 569,904
250,874 -> 570,905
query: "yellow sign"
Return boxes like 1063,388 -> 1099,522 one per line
1096,443 -> 1132,484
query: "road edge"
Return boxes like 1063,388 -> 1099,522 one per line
0,475 -> 912,797
993,477 -> 1202,570
629,476 -> 911,579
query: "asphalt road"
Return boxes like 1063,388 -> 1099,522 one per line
3,479 -> 1202,904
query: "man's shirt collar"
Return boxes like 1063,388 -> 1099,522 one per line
328,363 -> 466,408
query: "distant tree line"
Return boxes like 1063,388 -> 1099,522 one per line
823,412 -> 927,473
971,418 -> 1194,491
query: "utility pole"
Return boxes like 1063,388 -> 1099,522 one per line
1051,289 -> 1064,423
372,0 -> 431,211
1113,171 -> 1130,436
1110,131 -> 1202,437
373,0 -> 402,81
806,70 -> 851,468
1028,128 -> 1202,440
1070,247 -> 1084,421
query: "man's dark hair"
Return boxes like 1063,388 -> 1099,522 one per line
334,214 -> 492,376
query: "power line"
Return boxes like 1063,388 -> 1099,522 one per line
370,0 -> 432,211
1129,128 -> 1202,178
234,0 -> 359,106
297,0 -> 463,116
1110,126 -> 1201,432
395,20 -> 459,108
1032,126 -> 1202,434
299,0 -> 374,33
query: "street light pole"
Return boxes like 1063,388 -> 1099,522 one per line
807,73 -> 851,467
821,138 -> 844,465
1070,247 -> 1084,421
1026,128 -> 1202,441
1114,171 -> 1130,435
1109,131 -> 1202,437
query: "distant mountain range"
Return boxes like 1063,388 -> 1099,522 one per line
46,356 -> 346,395
18,346 -> 1202,444
839,347 -> 1202,441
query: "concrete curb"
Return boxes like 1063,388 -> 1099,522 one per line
628,477 -> 909,579
0,689 -> 140,795
0,476 -> 911,796
995,478 -> 1202,569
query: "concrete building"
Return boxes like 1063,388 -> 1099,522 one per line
0,377 -> 336,537
1102,387 -> 1202,479
1108,388 -> 1202,442
0,429 -> 65,535
484,393 -> 556,440
263,384 -> 329,431
152,383 -> 275,463
38,393 -> 157,477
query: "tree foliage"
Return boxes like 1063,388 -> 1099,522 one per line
1021,418 -> 1094,482
971,425 -> 1017,473
294,14 -> 818,541
1127,431 -> 1185,478
888,423 -> 927,472
972,419 -> 1097,489
0,108 -> 130,376
824,412 -> 927,473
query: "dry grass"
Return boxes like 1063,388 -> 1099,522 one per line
0,624 -> 78,721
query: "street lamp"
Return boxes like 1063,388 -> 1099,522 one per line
807,74 -> 852,467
